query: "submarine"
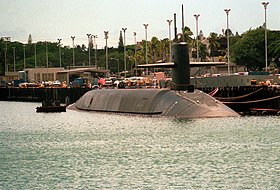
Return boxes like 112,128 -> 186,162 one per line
73,43 -> 239,118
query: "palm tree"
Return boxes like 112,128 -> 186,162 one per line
198,42 -> 209,61
178,26 -> 194,44
127,40 -> 146,66
159,38 -> 169,62
150,37 -> 160,63
126,49 -> 136,72
208,32 -> 220,61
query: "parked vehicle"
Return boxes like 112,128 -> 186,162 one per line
52,80 -> 61,86
0,80 -> 7,88
104,78 -> 113,86
71,78 -> 89,88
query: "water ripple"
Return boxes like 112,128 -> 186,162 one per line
0,102 -> 279,189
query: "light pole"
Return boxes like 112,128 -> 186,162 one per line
4,45 -> 7,72
87,33 -> 91,68
194,14 -> 200,62
23,45 -> 26,69
262,2 -> 269,71
122,28 -> 127,77
133,32 -> 137,72
46,41 -> 49,81
143,24 -> 149,64
2,37 -> 10,73
143,24 -> 149,75
92,35 -> 98,68
71,36 -> 75,68
92,35 -> 97,69
104,31 -> 109,70
181,4 -> 185,42
224,9 -> 231,76
144,24 -> 149,75
57,39 -> 62,69
111,58 -> 119,78
34,43 -> 37,68
167,19 -> 172,62
143,24 -> 149,65
12,47 -> 16,72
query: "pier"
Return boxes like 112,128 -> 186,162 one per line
1,85 -> 280,115
0,87 -> 91,104
202,85 -> 280,114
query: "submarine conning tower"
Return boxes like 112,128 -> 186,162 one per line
170,42 -> 192,91
137,42 -> 194,91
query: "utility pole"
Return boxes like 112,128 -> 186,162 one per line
87,33 -> 91,68
34,43 -> 37,68
133,32 -> 137,71
57,39 -> 62,69
104,31 -> 109,70
262,2 -> 269,71
71,36 -> 75,68
122,28 -> 127,77
92,35 -> 98,68
224,9 -> 231,75
46,41 -> 49,81
194,14 -> 200,61
143,24 -> 149,64
12,47 -> 16,72
23,45 -> 26,69
167,19 -> 172,62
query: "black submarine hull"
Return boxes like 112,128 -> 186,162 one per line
73,43 -> 239,118
74,89 -> 239,118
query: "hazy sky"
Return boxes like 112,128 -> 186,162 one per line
0,0 -> 279,47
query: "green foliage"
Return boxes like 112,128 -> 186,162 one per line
198,42 -> 209,61
1,26 -> 279,75
268,31 -> 280,67
208,32 -> 220,57
177,26 -> 193,44
150,37 -> 160,63
230,27 -> 280,70
0,34 -> 173,75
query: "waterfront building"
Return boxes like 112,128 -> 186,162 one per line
3,67 -> 109,86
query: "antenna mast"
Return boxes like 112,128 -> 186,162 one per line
181,4 -> 185,42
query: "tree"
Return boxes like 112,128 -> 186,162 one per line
208,32 -> 220,59
159,38 -> 169,61
224,29 -> 233,37
268,31 -> 280,67
28,34 -> 32,44
198,42 -> 209,61
231,27 -> 266,70
126,49 -> 136,73
231,27 -> 280,70
118,31 -> 124,51
177,26 -> 194,44
150,37 -> 160,63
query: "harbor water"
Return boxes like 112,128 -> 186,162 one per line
0,101 -> 279,189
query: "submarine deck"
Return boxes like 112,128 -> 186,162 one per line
74,89 -> 239,118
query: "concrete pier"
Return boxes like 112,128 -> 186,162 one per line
0,87 -> 91,104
